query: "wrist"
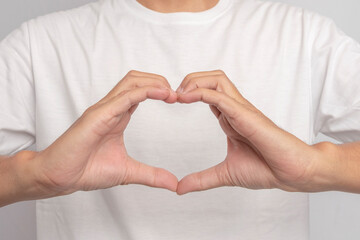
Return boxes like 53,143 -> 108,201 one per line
309,141 -> 343,192
11,150 -> 56,203
0,151 -> 39,206
325,141 -> 360,193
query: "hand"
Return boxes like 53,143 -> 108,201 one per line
176,70 -> 332,194
30,70 -> 179,198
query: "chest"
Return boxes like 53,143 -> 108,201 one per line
32,18 -> 312,151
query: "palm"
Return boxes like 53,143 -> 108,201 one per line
39,110 -> 132,193
77,132 -> 130,191
36,72 -> 179,197
216,110 -> 314,191
176,70 -> 318,194
70,105 -> 177,192
217,112 -> 277,189
42,102 -> 176,193
73,108 -> 132,191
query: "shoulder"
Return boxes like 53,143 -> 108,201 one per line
232,0 -> 335,26
25,0 -> 108,34
231,0 -> 343,44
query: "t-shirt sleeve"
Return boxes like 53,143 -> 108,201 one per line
0,21 -> 36,155
309,13 -> 360,143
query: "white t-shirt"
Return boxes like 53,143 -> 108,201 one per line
1,0 -> 360,239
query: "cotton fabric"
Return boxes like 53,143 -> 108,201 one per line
0,0 -> 359,239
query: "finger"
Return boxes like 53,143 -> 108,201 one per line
126,70 -> 170,82
102,76 -> 173,102
163,89 -> 178,104
179,88 -> 280,151
126,157 -> 178,192
182,75 -> 220,92
128,104 -> 139,115
106,86 -> 172,118
184,79 -> 242,103
126,70 -> 172,89
178,88 -> 242,120
176,70 -> 223,93
178,88 -> 269,140
176,161 -> 232,195
209,105 -> 221,119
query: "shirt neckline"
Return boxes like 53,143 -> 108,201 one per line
122,0 -> 233,24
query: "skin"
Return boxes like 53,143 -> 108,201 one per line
175,70 -> 343,194
1,68 -> 360,207
136,0 -> 220,13
1,1 -> 360,207
0,70 -> 179,207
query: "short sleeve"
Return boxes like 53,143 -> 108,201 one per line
310,13 -> 360,143
0,21 -> 36,155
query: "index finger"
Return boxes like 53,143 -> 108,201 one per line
106,86 -> 172,117
178,88 -> 242,120
178,88 -> 271,141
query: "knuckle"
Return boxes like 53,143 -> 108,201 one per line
153,76 -> 168,87
152,168 -> 160,187
128,70 -> 138,75
155,74 -> 167,82
215,69 -> 225,74
220,74 -> 228,81
184,72 -> 193,81
186,77 -> 195,85
83,104 -> 98,117
195,174 -> 204,190
215,167 -> 228,186
120,75 -> 131,85
122,161 -> 133,185
188,76 -> 202,87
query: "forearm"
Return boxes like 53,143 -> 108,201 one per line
313,141 -> 360,193
331,141 -> 360,193
0,151 -> 49,207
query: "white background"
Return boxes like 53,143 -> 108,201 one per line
0,0 -> 359,239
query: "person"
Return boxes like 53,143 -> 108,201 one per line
0,0 -> 359,239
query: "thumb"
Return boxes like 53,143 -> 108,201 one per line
176,161 -> 233,195
125,157 -> 179,192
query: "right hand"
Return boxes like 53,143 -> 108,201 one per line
28,70 -> 179,198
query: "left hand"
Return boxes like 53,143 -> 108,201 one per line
176,70 -> 334,194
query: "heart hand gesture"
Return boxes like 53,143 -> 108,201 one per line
27,71 -> 178,200
7,70 -> 336,207
176,70 -> 330,194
